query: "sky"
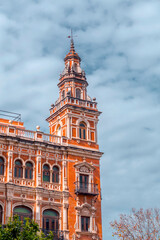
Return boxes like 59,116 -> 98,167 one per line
0,0 -> 160,239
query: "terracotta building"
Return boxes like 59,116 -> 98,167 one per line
0,38 -> 103,240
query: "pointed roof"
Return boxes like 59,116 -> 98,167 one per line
64,36 -> 81,62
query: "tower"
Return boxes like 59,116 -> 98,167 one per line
46,37 -> 103,240
47,37 -> 100,150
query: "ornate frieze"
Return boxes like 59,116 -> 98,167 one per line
42,182 -> 61,191
79,166 -> 90,173
13,178 -> 35,187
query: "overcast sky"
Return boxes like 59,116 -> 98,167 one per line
0,0 -> 160,239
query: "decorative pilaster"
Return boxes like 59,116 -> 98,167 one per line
36,203 -> 41,226
63,156 -> 68,191
36,149 -> 42,187
6,185 -> 13,222
67,116 -> 71,139
8,147 -> 13,182
63,203 -> 68,230
6,199 -> 12,222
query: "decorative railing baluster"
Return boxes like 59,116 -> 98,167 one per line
0,125 -> 64,146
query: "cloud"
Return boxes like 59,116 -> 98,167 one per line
0,0 -> 160,239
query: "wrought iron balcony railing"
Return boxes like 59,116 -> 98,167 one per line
74,181 -> 98,196
41,229 -> 64,240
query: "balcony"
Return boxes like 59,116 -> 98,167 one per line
42,229 -> 64,240
0,124 -> 67,146
75,181 -> 98,196
49,96 -> 98,116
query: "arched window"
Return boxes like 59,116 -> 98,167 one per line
57,125 -> 61,137
13,206 -> 32,223
0,157 -> 4,175
62,90 -> 65,99
74,63 -> 77,72
76,88 -> 81,99
79,122 -> 86,140
25,162 -> 33,179
43,209 -> 59,232
14,160 -> 23,178
0,205 -> 2,224
43,164 -> 50,182
52,166 -> 59,183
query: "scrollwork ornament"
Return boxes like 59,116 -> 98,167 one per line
79,166 -> 90,173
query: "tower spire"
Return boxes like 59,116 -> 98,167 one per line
64,30 -> 81,62
69,29 -> 75,54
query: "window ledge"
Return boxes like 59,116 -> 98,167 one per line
72,137 -> 96,143
75,230 -> 96,235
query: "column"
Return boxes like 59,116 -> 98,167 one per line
22,165 -> 25,179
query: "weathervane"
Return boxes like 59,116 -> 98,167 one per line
67,29 -> 77,43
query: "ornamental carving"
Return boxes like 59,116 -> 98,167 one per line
81,207 -> 90,216
42,182 -> 61,191
0,144 -> 7,149
13,147 -> 35,155
0,176 -> 5,183
79,166 -> 90,173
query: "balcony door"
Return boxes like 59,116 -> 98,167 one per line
43,209 -> 59,232
80,174 -> 89,193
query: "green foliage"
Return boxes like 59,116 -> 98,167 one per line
41,231 -> 54,240
0,215 -> 54,240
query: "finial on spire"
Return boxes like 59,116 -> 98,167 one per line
70,29 -> 74,52
67,29 -> 73,41
67,29 -> 77,53
71,29 -> 73,41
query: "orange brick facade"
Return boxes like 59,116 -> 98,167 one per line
0,39 -> 103,240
